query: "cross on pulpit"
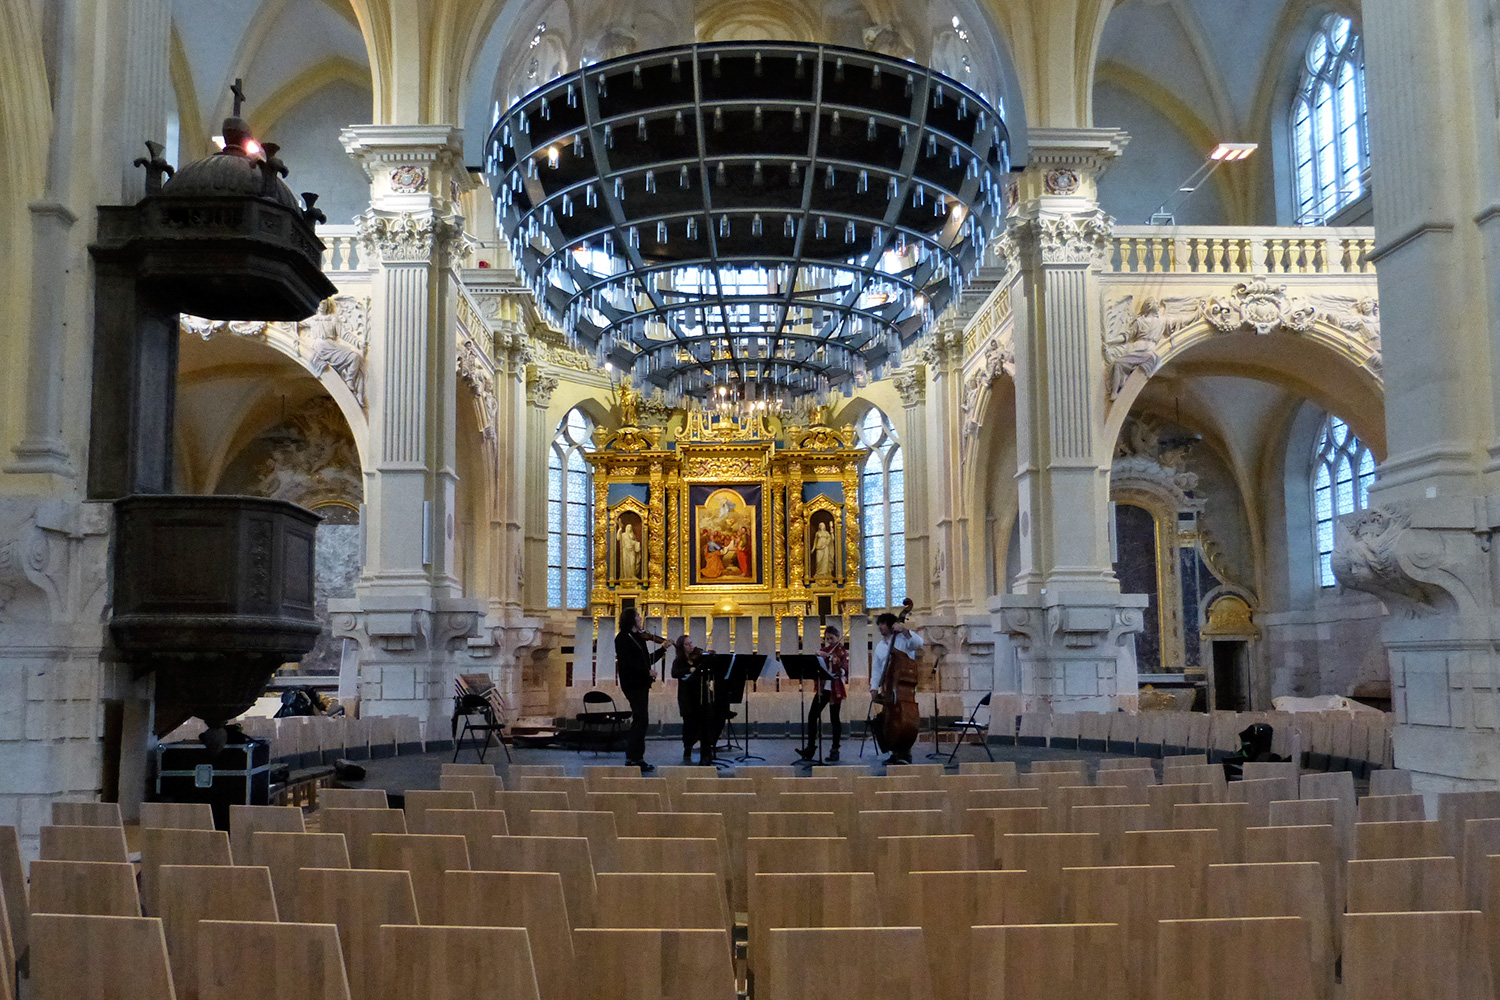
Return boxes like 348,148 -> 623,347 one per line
231,78 -> 246,117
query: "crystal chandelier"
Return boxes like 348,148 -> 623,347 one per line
487,42 -> 1011,402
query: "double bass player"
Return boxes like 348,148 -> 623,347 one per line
869,611 -> 924,765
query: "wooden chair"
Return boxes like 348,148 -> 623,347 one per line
419,809 -> 509,869
999,833 -> 1104,922
1269,799 -> 1349,859
439,762 -> 496,777
494,790 -> 573,836
318,788 -> 389,810
1069,804 -> 1155,864
157,865 -> 278,1000
582,765 -> 643,789
512,776 -> 589,810
587,791 -> 665,836
508,765 -> 567,779
1162,763 -> 1227,794
31,913 -> 175,1000
906,870 -> 1033,994
1346,856 -> 1461,912
317,808 -> 407,869
873,834 -> 979,903
573,928 -> 736,1000
1357,793 -> 1426,824
684,777 -> 754,797
198,919 -> 351,1000
402,789 -> 477,833
227,805 -> 304,865
774,791 -> 859,838
747,872 -> 880,984
958,761 -> 1019,782
140,827 -> 232,916
437,774 -> 501,810
855,810 -> 947,869
1245,824 -> 1343,936
441,870 -> 576,1000
27,860 -> 139,917
1063,864 -> 1184,998
1298,772 -> 1355,821
529,810 -> 620,873
1343,910 -> 1495,1000
872,790 -> 950,818
294,868 -> 418,1000
39,824 -> 128,863
965,807 -> 1052,866
1028,760 -> 1088,777
50,802 -> 123,827
1368,769 -> 1414,797
968,922 -> 1124,1000
594,872 -> 730,930
612,837 -> 726,885
488,835 -> 596,928
748,811 -> 839,839
1462,817 -> 1500,909
747,836 -> 853,880
854,775 -> 928,810
1354,820 -> 1446,860
1173,801 -> 1249,864
0,826 -> 25,972
1155,916 -> 1317,1000
1227,777 -> 1295,827
1437,789 -> 1500,860
1147,783 -> 1216,828
1098,758 -> 1155,771
250,831 -> 349,918
1242,761 -> 1300,785
1202,863 -> 1331,1000
592,776 -> 672,798
760,926 -> 934,1000
673,792 -> 758,908
376,924 -> 539,1000
140,802 -> 216,831
367,833 -> 469,924
1018,771 -> 1080,798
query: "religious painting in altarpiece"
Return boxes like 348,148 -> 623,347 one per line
691,485 -> 761,586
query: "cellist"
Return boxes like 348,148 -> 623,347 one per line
869,611 -> 924,765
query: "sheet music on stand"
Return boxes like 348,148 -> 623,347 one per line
726,653 -> 768,762
783,654 -> 833,765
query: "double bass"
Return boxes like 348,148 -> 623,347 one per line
873,599 -> 921,760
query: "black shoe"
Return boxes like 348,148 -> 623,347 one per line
827,749 -> 840,762
796,746 -> 815,761
683,749 -> 695,763
627,759 -> 656,773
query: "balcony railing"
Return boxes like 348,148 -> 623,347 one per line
316,226 -> 515,274
1106,225 -> 1376,276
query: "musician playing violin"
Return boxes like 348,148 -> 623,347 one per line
797,624 -> 849,762
672,634 -> 721,766
870,611 -> 924,765
616,607 -> 668,772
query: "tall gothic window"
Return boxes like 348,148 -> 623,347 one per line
1312,413 -> 1375,587
548,408 -> 595,608
859,407 -> 905,609
1292,13 -> 1369,224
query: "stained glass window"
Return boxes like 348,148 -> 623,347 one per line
1313,413 -> 1375,587
859,408 -> 905,610
1292,14 -> 1368,224
548,408 -> 595,608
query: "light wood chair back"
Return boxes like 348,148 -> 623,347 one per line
366,833 -> 469,923
1155,916 -> 1317,1000
318,809 -> 406,869
1173,801 -> 1249,864
488,835 -> 596,928
39,824 -> 128,863
872,790 -> 950,818
760,926 -> 934,1000
1203,863 -> 1331,1000
1358,793 -> 1426,824
1068,803 -> 1155,864
507,765 -> 567,779
746,836 -> 853,881
1242,761 -> 1300,785
999,832 -> 1103,922
1162,763 -> 1227,793
441,870 -> 575,1000
873,835 -> 978,904
746,871 -> 880,983
957,761 -> 1019,781
1121,828 -> 1221,910
140,802 -> 216,831
1437,789 -> 1500,861
1018,771 -> 1080,798
294,868 -> 418,1000
227,805 -> 304,865
0,826 -> 25,971
1368,769 -> 1414,797
748,811 -> 838,839
1354,820 -> 1446,860
1245,824 -> 1342,932
683,777 -> 753,796
582,765 -> 643,789
27,860 -> 139,917
198,919 -> 350,1000
31,913 -> 174,1000
376,924 -> 539,1000
968,922 -> 1124,1000
672,792 -> 757,908
1269,798 -> 1348,860
774,791 -> 859,838
611,837 -> 725,886
1063,864 -> 1184,997
1346,856 -> 1461,912
420,809 -> 509,869
50,802 -> 122,827
439,763 -> 496,778
1148,783 -> 1216,828
1098,758 -> 1155,771
1228,777 -> 1297,827
511,776 -> 588,810
573,928 -> 735,1000
906,870 -> 1031,994
965,807 -> 1051,867
157,865 -> 277,1000
1343,910 -> 1494,1000
1097,768 -> 1157,791
318,788 -> 388,810
494,790 -> 572,836
586,791 -> 665,834
140,828 -> 232,915
529,810 -> 619,872
402,790 -> 476,833
854,809 -> 946,869
595,872 -> 730,930
1028,760 -> 1088,777
1461,817 -> 1500,910
437,774 -> 501,810
251,831 -> 349,917
1298,772 -> 1355,831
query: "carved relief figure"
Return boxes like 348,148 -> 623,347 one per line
306,297 -> 368,407
812,518 -> 835,580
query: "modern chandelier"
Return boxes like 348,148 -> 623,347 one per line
487,41 -> 1011,402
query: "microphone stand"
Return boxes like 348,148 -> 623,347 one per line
925,643 -> 947,760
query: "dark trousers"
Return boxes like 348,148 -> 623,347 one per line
806,692 -> 842,749
678,680 -> 707,753
623,686 -> 650,761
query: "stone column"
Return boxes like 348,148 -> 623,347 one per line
993,127 -> 1146,712
893,363 -> 930,610
919,321 -> 966,616
1331,0 -> 1500,790
330,125 -> 480,726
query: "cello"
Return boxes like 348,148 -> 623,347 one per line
873,599 -> 922,762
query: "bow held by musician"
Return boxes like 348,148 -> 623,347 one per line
870,610 -> 924,765
797,625 -> 849,762
672,633 -> 723,766
615,607 -> 667,772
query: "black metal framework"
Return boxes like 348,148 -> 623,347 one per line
488,41 -> 1010,399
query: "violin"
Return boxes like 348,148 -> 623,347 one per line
632,626 -> 671,644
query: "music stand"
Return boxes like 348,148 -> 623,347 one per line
696,653 -> 738,767
782,654 -> 832,766
725,654 -> 768,762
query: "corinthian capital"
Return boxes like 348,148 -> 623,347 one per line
357,211 -> 465,264
1036,210 -> 1114,267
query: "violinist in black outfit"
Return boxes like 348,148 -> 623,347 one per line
616,607 -> 667,772
672,634 -> 720,765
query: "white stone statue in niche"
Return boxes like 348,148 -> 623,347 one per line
617,522 -> 641,581
306,296 -> 368,408
812,519 -> 836,580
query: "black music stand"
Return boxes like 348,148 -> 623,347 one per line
695,653 -> 738,767
782,654 -> 832,766
725,654 -> 768,762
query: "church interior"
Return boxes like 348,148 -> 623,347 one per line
4,0 -> 1500,996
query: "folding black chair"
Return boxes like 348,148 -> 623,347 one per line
943,692 -> 994,764
452,677 -> 512,763
576,689 -> 631,754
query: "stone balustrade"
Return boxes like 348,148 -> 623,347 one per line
1106,225 -> 1376,276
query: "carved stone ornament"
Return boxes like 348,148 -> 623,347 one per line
1331,503 -> 1473,616
456,338 -> 498,439
1044,167 -> 1081,195
389,164 -> 428,193
959,334 -> 1016,461
892,365 -> 926,406
1036,210 -> 1113,266
357,211 -> 464,263
526,370 -> 559,408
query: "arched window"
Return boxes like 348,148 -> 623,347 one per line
1292,13 -> 1369,224
859,408 -> 905,609
1312,413 -> 1375,587
548,408 -> 595,608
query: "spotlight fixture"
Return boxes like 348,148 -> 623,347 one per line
1150,142 -> 1258,224
488,42 -> 1011,402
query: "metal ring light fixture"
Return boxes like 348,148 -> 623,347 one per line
487,41 -> 1011,402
